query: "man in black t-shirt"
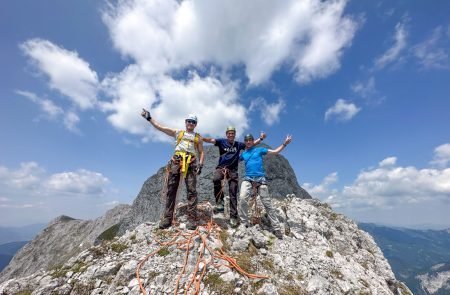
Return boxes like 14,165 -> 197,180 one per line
204,126 -> 265,227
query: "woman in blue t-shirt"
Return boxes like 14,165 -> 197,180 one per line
238,133 -> 292,239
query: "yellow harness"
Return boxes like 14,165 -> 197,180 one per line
175,131 -> 200,177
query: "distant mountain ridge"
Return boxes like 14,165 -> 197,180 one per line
359,223 -> 450,294
0,242 -> 28,272
0,223 -> 46,245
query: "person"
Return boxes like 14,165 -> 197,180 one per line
141,108 -> 204,230
203,127 -> 265,227
238,133 -> 292,239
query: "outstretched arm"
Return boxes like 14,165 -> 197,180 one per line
267,135 -> 292,155
141,108 -> 177,137
202,137 -> 216,144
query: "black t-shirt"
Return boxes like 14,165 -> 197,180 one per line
215,138 -> 246,170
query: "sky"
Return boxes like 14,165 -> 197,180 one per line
1,0 -> 450,229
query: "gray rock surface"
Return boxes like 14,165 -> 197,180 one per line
0,204 -> 130,283
118,145 -> 311,234
0,198 -> 412,295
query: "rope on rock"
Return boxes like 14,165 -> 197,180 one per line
135,218 -> 269,295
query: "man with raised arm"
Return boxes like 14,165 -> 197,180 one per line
238,133 -> 292,239
203,127 -> 265,227
141,108 -> 204,230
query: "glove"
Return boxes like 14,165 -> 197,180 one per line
196,164 -> 203,175
141,108 -> 152,121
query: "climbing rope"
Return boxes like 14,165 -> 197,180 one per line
135,217 -> 269,295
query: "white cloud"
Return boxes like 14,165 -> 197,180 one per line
351,76 -> 385,105
101,67 -> 248,140
20,39 -> 99,109
249,97 -> 286,125
431,143 -> 450,168
102,0 -> 357,85
307,156 -> 450,212
0,162 -> 45,190
374,22 -> 407,70
45,169 -> 110,195
0,162 -> 118,226
15,90 -> 81,133
16,90 -> 63,118
0,162 -> 110,196
324,99 -> 360,122
303,172 -> 338,201
379,157 -> 397,167
413,26 -> 450,70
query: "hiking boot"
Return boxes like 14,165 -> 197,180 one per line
229,218 -> 240,228
158,219 -> 172,229
273,230 -> 283,240
214,202 -> 225,213
186,220 -> 197,230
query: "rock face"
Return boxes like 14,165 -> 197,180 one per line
0,205 -> 131,283
417,262 -> 450,294
0,198 -> 412,295
118,145 -> 311,234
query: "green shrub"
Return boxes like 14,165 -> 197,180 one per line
157,247 -> 170,256
111,243 -> 128,253
325,250 -> 333,258
97,224 -> 120,242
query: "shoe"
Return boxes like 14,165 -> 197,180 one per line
273,230 -> 283,240
230,218 -> 240,228
186,220 -> 197,230
158,219 -> 172,229
214,202 -> 224,213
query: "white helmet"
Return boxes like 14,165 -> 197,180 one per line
186,114 -> 198,123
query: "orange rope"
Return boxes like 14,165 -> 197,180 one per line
136,217 -> 269,295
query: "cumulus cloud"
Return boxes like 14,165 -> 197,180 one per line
0,162 -> 110,196
307,156 -> 450,212
20,39 -> 99,109
15,90 -> 81,133
303,172 -> 339,201
431,143 -> 450,168
45,169 -> 110,195
102,0 -> 357,85
16,90 -> 63,118
413,26 -> 450,70
101,67 -> 248,140
249,97 -> 286,125
324,99 -> 360,122
0,162 -> 45,190
374,22 -> 407,70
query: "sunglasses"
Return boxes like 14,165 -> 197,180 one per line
186,120 -> 197,124
244,138 -> 254,142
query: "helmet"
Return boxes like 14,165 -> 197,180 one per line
244,134 -> 254,141
226,126 -> 236,133
186,114 -> 198,123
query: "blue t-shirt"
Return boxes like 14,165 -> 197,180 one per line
239,147 -> 268,177
215,139 -> 246,170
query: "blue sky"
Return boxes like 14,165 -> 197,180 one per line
1,0 -> 449,228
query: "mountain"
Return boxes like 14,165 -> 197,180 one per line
359,223 -> 450,294
0,198 -> 411,294
1,145 -> 412,294
0,223 -> 46,245
0,242 -> 28,272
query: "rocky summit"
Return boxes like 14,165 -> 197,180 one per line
0,197 -> 412,295
0,145 -> 412,294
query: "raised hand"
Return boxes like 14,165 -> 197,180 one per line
141,108 -> 151,121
